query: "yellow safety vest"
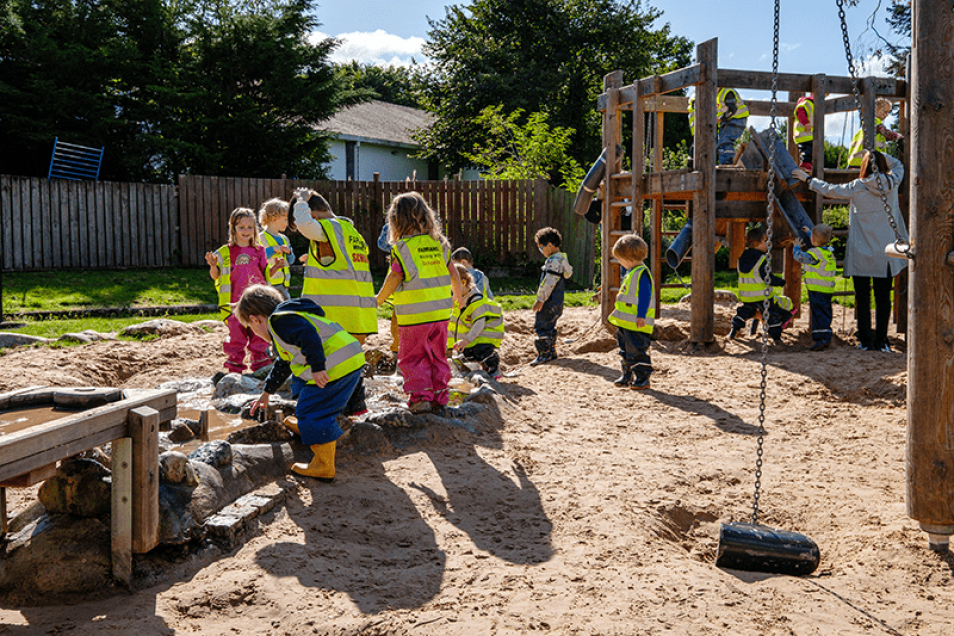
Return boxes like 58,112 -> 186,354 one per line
608,265 -> 655,334
847,118 -> 886,167
738,254 -> 794,311
803,247 -> 836,292
268,310 -> 365,384
688,89 -> 749,136
260,231 -> 291,287
390,235 -> 453,326
793,97 -> 814,143
448,293 -> 505,349
301,218 -> 377,335
213,245 -> 233,321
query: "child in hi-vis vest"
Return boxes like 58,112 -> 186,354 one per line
448,263 -> 504,378
258,198 -> 293,300
793,223 -> 836,351
607,234 -> 655,389
376,192 -> 463,414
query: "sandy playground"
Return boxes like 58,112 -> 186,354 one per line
0,301 -> 952,636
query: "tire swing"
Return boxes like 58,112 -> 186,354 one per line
715,0 -> 820,576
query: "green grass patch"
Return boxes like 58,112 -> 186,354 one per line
8,313 -> 220,339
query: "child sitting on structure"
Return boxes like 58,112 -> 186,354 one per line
451,247 -> 494,300
448,264 -> 504,377
793,223 -> 836,351
258,198 -> 294,300
242,285 -> 364,482
608,235 -> 655,389
531,227 -> 573,366
728,225 -> 794,344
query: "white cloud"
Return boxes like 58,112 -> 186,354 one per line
311,29 -> 427,67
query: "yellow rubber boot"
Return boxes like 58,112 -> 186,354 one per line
292,441 -> 336,483
283,416 -> 300,436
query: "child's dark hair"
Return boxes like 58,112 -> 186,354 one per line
535,227 -> 562,248
746,225 -> 767,247
860,150 -> 890,179
234,284 -> 283,326
451,247 -> 474,264
612,234 -> 648,262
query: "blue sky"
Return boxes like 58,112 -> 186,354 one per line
313,0 -> 906,141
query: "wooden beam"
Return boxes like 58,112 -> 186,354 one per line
906,0 -> 954,548
692,39 -> 717,343
745,100 -> 799,117
129,406 -> 159,554
111,436 -> 133,586
609,64 -> 704,108
719,68 -> 904,96
640,95 -> 689,113
825,95 -> 861,114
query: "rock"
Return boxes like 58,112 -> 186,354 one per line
57,332 -> 94,344
239,396 -> 296,422
53,387 -> 124,409
158,378 -> 215,393
218,394 -> 257,415
121,319 -> 205,338
213,373 -> 263,400
189,440 -> 232,468
343,421 -> 392,456
0,332 -> 50,349
227,421 -> 294,445
158,482 -> 199,544
75,446 -> 112,470
192,319 -> 226,331
465,384 -> 499,405
38,458 -> 111,517
167,420 -> 196,443
678,289 -> 738,305
159,451 -> 199,486
653,319 -> 690,342
365,407 -> 422,429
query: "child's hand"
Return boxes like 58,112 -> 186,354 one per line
205,251 -> 218,267
636,318 -> 646,329
279,246 -> 291,255
298,254 -> 308,264
453,340 -> 468,353
249,392 -> 270,417
792,168 -> 809,182
313,370 -> 330,388
532,301 -> 543,313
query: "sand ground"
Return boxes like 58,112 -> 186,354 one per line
0,304 -> 951,635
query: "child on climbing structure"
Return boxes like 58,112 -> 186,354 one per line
531,227 -> 573,366
258,198 -> 294,300
728,226 -> 794,344
794,223 -> 836,351
608,235 -> 654,389
205,207 -> 279,375
376,192 -> 463,414
242,285 -> 364,482
847,98 -> 903,167
448,264 -> 504,378
451,247 -> 494,300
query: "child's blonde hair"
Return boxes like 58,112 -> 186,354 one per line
258,198 -> 289,226
387,192 -> 447,247
234,284 -> 283,327
228,208 -> 261,247
812,223 -> 833,245
613,234 -> 648,263
454,262 -> 474,289
875,97 -> 892,119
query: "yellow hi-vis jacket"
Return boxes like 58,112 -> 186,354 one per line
847,118 -> 886,167
738,254 -> 794,311
260,231 -> 291,287
608,264 -> 655,334
268,310 -> 365,384
448,291 -> 504,349
794,96 -> 814,143
302,218 -> 378,335
803,247 -> 837,293
688,89 -> 750,136
390,235 -> 453,326
213,245 -> 234,321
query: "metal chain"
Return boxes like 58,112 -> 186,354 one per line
752,0 -> 781,527
836,0 -> 909,254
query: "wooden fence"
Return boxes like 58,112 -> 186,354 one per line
2,175 -> 594,285
1,175 -> 177,270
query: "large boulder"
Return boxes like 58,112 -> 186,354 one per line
37,458 -> 111,517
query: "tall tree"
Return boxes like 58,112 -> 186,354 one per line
334,61 -> 427,109
418,0 -> 692,172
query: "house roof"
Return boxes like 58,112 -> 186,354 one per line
322,100 -> 432,148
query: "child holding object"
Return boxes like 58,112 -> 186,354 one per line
728,225 -> 794,344
531,227 -> 573,366
793,224 -> 836,351
376,192 -> 463,414
206,207 -> 280,375
448,264 -> 504,378
258,198 -> 294,300
607,235 -> 655,389
242,285 -> 364,482
451,246 -> 494,300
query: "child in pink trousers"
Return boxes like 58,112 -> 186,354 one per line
206,207 -> 279,374
376,192 -> 463,414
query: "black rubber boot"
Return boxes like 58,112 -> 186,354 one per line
530,339 -> 556,366
613,364 -> 633,387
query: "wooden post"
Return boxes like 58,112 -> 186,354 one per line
111,437 -> 133,586
129,406 -> 159,554
811,75 -> 827,223
784,245 -> 801,319
653,111 -> 665,312
787,91 -> 799,163
728,222 -> 745,269
601,71 -> 623,329
862,77 -> 876,153
691,38 -> 717,343
896,57 -> 912,334
0,487 -> 6,537
907,0 -> 954,551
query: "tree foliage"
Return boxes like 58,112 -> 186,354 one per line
418,0 -> 692,173
334,61 -> 427,109
0,0 -> 360,182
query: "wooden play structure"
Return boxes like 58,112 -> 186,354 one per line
593,0 -> 954,552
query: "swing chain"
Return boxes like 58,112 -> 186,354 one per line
836,0 -> 908,253
752,0 -> 781,527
